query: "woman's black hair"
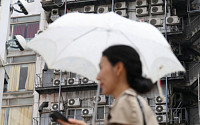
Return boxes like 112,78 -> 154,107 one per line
102,45 -> 153,94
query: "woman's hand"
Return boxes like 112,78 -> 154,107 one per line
57,118 -> 87,125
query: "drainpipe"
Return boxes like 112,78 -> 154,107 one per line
39,102 -> 49,125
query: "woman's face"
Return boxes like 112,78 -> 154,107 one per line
96,56 -> 117,95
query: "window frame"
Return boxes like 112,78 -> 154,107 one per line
96,105 -> 109,121
9,15 -> 40,44
6,54 -> 36,64
5,62 -> 36,93
67,108 -> 84,121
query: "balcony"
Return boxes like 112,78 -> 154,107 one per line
35,72 -> 98,94
41,0 -> 135,11
33,106 -> 108,125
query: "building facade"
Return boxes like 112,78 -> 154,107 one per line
0,0 -> 200,125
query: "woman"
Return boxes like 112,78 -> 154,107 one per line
57,45 -> 159,125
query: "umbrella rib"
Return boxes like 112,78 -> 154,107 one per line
119,31 -> 150,77
73,27 -> 98,42
54,27 -> 98,64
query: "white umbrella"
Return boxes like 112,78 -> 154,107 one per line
27,12 -> 184,83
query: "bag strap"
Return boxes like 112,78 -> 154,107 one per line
136,96 -> 146,125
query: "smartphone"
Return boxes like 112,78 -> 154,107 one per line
49,111 -> 69,123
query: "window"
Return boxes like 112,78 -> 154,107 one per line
2,97 -> 33,106
3,79 -> 8,93
0,106 -> 33,125
67,109 -> 84,120
9,15 -> 40,43
97,106 -> 109,120
97,107 -> 104,119
68,109 -> 75,118
7,55 -> 36,64
5,63 -> 36,92
10,15 -> 40,24
10,23 -> 39,40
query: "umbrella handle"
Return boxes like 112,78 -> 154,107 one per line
92,83 -> 101,124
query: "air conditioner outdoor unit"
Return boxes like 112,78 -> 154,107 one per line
149,18 -> 162,27
115,10 -> 128,17
51,102 -> 64,111
156,115 -> 168,123
151,0 -> 163,5
93,95 -> 107,104
155,96 -> 166,104
82,108 -> 93,117
97,6 -> 109,13
136,0 -> 148,7
84,5 -> 95,13
67,78 -> 79,85
136,7 -> 148,16
81,77 -> 94,84
115,2 -> 127,9
155,105 -> 167,113
68,98 -> 81,107
151,6 -> 164,15
50,9 -> 60,22
54,69 -> 60,74
166,16 -> 180,25
53,78 -> 66,86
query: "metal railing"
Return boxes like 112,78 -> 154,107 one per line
170,107 -> 188,124
35,73 -> 96,88
32,113 -> 107,125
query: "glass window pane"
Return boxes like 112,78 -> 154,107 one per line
11,16 -> 40,23
8,97 -> 33,106
3,83 -> 8,92
68,109 -> 75,118
97,107 -> 104,119
18,98 -> 33,105
2,100 -> 8,106
26,23 -> 39,38
13,56 -> 36,63
75,109 -> 83,120
13,24 -> 26,38
9,99 -> 17,105
18,65 -> 28,90
6,57 -> 13,64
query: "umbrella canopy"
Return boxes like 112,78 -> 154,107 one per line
27,12 -> 184,83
